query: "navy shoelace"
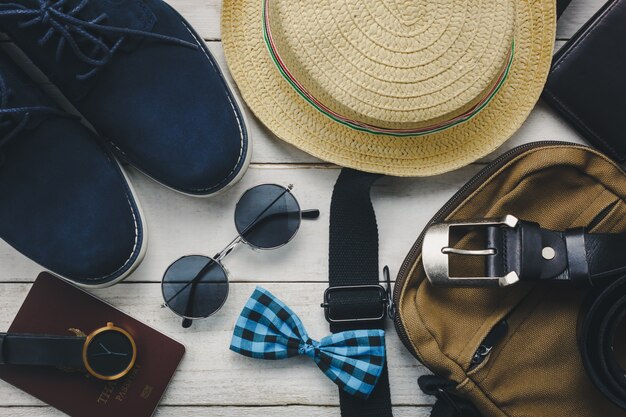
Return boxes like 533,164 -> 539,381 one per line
0,0 -> 199,80
0,74 -> 65,167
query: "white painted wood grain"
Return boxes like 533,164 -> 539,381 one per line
166,0 -> 605,41
0,165 -> 484,282
0,283 -> 430,408
0,1 -> 605,416
0,406 -> 432,417
0,40 -> 594,282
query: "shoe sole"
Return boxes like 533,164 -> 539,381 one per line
13,155 -> 148,289
0,45 -> 148,288
123,133 -> 252,199
57,156 -> 148,289
116,4 -> 253,199
104,43 -> 253,199
110,90 -> 252,199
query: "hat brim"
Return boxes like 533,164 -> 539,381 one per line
222,0 -> 556,177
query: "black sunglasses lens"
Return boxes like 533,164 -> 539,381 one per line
234,184 -> 301,249
162,255 -> 229,319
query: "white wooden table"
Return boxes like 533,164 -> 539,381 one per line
0,1 -> 606,415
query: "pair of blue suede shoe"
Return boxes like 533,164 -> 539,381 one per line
0,0 -> 250,287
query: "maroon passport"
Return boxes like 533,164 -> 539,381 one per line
0,272 -> 185,416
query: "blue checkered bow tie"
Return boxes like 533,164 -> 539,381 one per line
230,287 -> 386,399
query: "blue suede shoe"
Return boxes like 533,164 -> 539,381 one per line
0,0 -> 250,197
0,50 -> 145,287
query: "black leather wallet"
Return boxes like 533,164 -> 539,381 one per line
543,0 -> 626,162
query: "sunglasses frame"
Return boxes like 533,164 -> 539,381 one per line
233,183 -> 303,251
161,254 -> 231,322
161,184 -> 319,328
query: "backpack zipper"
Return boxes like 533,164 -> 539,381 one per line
468,319 -> 509,370
391,141 -> 599,362
586,200 -> 619,231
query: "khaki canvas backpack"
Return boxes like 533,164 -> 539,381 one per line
393,143 -> 626,417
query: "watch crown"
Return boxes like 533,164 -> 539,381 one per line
107,322 -> 114,328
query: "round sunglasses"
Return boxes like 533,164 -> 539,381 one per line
161,184 -> 319,328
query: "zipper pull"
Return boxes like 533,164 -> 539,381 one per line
469,319 -> 509,369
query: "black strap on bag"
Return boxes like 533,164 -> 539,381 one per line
418,376 -> 482,417
324,168 -> 393,417
325,3 -> 578,415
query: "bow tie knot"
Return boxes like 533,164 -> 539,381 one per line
231,287 -> 386,399
300,338 -> 319,358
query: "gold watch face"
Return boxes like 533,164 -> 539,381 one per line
82,322 -> 137,381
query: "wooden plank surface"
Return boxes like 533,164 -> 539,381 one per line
0,406 -> 431,417
0,1 -> 601,416
0,165 -> 483,282
0,284 -> 427,408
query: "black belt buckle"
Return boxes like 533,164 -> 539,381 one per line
321,285 -> 388,323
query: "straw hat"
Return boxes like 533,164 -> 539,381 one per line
222,0 -> 556,176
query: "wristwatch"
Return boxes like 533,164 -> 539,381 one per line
0,322 -> 137,381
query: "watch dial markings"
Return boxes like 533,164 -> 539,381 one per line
86,330 -> 134,377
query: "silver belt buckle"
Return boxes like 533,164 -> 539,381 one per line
422,215 -> 520,288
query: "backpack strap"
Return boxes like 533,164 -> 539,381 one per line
325,168 -> 393,417
326,3 -> 574,414
419,376 -> 482,417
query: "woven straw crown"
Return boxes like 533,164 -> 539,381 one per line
265,0 -> 516,134
222,0 -> 556,176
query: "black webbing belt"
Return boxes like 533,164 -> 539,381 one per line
325,169 -> 393,417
